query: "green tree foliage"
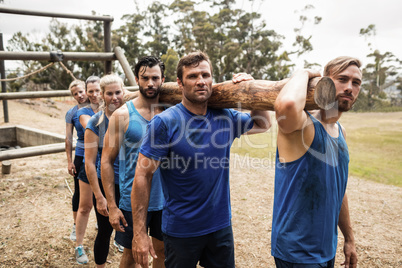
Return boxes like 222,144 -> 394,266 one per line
359,24 -> 401,110
6,0 -> 323,89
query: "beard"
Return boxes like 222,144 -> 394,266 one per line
139,85 -> 161,99
336,93 -> 355,112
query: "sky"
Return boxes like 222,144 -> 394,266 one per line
0,0 -> 401,73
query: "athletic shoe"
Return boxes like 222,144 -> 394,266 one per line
75,245 -> 89,264
114,241 -> 124,252
70,224 -> 76,241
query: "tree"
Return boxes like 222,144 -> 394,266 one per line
360,24 -> 401,109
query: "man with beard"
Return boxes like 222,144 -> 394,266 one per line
131,51 -> 271,268
271,56 -> 361,268
101,56 -> 166,268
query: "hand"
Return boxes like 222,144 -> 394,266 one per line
108,207 -> 127,232
341,240 -> 358,268
68,162 -> 76,176
232,72 -> 254,84
95,195 -> 109,217
132,232 -> 157,268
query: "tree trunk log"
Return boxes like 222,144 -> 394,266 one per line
159,76 -> 335,111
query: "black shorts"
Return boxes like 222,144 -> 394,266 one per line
115,209 -> 163,249
77,162 -> 89,184
163,225 -> 234,268
274,257 -> 335,268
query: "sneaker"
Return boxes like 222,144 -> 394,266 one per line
70,224 -> 76,241
114,241 -> 124,253
75,245 -> 89,264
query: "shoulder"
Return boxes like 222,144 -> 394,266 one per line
339,123 -> 346,139
112,103 -> 129,118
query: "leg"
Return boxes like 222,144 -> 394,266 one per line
75,180 -> 93,247
152,237 -> 165,268
200,225 -> 235,268
119,248 -> 141,268
93,179 -> 114,267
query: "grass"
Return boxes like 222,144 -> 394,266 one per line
231,112 -> 402,187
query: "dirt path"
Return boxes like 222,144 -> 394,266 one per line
0,100 -> 401,267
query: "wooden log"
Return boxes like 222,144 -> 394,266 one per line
2,160 -> 11,174
159,76 -> 336,111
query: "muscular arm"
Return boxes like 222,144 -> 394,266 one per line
131,153 -> 161,267
245,110 -> 271,135
100,107 -> 128,231
338,193 -> 357,268
274,69 -> 321,134
65,123 -> 75,176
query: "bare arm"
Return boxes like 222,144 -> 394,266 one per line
100,107 -> 128,231
245,110 -> 271,135
338,193 -> 357,268
65,123 -> 75,176
79,114 -> 91,129
85,129 -> 108,216
231,73 -> 272,135
274,69 -> 321,134
132,153 -> 160,267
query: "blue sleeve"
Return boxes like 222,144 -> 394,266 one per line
227,109 -> 254,138
86,114 -> 100,137
139,116 -> 170,161
65,107 -> 74,124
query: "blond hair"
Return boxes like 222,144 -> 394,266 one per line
97,74 -> 125,126
324,56 -> 362,77
68,80 -> 85,93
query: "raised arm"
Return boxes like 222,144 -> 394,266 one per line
100,107 -> 128,231
131,153 -> 160,267
274,69 -> 321,134
338,193 -> 357,268
65,123 -> 75,176
246,110 -> 271,135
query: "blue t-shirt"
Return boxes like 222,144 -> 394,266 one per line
76,106 -> 95,162
119,101 -> 164,212
140,103 -> 253,237
86,111 -> 119,184
65,105 -> 85,157
271,112 -> 349,263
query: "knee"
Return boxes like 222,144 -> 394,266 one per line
78,203 -> 92,215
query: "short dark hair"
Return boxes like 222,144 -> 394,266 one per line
176,51 -> 212,82
134,56 -> 165,79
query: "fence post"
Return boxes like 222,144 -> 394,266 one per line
0,33 -> 9,123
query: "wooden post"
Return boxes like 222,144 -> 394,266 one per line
114,46 -> 136,86
2,160 -> 11,174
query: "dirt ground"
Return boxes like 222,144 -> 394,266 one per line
0,99 -> 401,267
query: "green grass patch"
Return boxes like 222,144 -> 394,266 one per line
231,112 -> 402,187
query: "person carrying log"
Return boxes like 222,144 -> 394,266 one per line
271,56 -> 361,268
131,51 -> 272,268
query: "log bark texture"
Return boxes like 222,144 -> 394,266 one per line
159,76 -> 335,111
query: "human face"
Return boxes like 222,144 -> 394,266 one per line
71,85 -> 88,104
86,82 -> 101,104
178,60 -> 213,104
330,65 -> 362,112
136,65 -> 164,99
103,83 -> 124,112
